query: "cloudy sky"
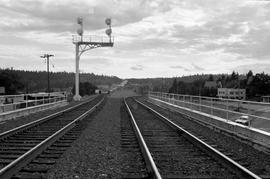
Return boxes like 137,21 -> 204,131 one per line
0,0 -> 270,78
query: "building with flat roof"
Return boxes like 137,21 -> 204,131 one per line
217,88 -> 246,100
261,96 -> 270,103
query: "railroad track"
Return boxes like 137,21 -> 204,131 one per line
0,95 -> 105,179
124,97 -> 261,179
120,102 -> 148,178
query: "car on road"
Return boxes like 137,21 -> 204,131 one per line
235,115 -> 250,126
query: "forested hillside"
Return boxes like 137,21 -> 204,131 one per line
128,71 -> 270,100
168,71 -> 270,100
127,74 -> 236,92
0,68 -> 122,94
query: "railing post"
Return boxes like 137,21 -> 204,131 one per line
247,101 -> 250,115
226,99 -> 229,121
199,96 -> 202,111
189,96 -> 192,109
191,96 -> 193,109
211,98 -> 213,115
184,95 -> 186,107
26,95 -> 28,108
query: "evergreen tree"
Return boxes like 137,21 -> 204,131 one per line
0,69 -> 24,94
169,79 -> 177,93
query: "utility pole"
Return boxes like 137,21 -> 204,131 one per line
40,54 -> 54,98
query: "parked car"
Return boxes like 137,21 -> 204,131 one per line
235,115 -> 250,126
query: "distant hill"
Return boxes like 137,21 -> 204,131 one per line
0,68 -> 122,94
127,73 -> 246,92
127,74 -> 225,89
128,71 -> 270,100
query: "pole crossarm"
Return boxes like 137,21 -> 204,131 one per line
73,35 -> 114,57
78,44 -> 101,57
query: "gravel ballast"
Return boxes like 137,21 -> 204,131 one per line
47,90 -> 139,179
47,90 -> 137,178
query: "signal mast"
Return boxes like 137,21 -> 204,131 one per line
72,17 -> 114,101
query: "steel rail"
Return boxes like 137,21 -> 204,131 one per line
0,96 -> 105,179
0,95 -> 99,140
124,98 -> 162,179
135,98 -> 261,179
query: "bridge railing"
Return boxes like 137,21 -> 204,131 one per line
0,92 -> 67,114
149,91 -> 270,132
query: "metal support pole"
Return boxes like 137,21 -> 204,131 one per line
73,44 -> 81,101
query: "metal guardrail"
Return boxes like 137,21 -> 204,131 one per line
149,92 -> 270,131
0,92 -> 67,114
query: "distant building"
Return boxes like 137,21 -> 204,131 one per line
95,89 -> 101,94
261,96 -> 270,103
97,85 -> 109,90
204,81 -> 217,89
97,85 -> 110,93
217,88 -> 246,100
0,87 -> 5,94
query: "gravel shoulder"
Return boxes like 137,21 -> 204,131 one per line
0,95 -> 95,134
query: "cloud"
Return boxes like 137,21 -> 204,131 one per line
84,57 -> 112,65
1,0 -> 270,78
232,62 -> 270,74
170,65 -> 190,71
192,63 -> 204,71
130,64 -> 144,71
0,0 -> 170,33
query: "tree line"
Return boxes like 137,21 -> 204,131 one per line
168,71 -> 270,100
0,68 -> 122,95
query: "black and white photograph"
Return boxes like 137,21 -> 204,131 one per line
0,0 -> 270,178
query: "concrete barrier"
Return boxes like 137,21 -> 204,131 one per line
149,97 -> 270,151
0,100 -> 68,122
